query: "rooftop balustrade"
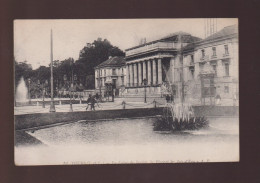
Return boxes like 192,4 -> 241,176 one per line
126,42 -> 178,57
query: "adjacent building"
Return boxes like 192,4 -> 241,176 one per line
182,24 -> 239,105
94,56 -> 126,96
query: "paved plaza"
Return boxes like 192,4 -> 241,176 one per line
14,98 -> 166,115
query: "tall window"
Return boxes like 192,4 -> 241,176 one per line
201,49 -> 205,57
121,76 -> 124,86
224,86 -> 229,93
212,47 -> 216,56
191,55 -> 194,64
212,64 -> 217,76
224,45 -> 229,55
190,68 -> 194,79
199,63 -> 205,72
104,69 -> 106,76
225,63 -> 229,76
112,68 -> 116,75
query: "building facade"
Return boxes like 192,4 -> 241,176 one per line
123,25 -> 238,106
182,25 -> 239,106
94,56 -> 126,96
124,32 -> 201,97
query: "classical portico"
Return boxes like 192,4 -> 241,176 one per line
124,32 -> 202,96
124,55 -> 176,97
126,57 -> 163,87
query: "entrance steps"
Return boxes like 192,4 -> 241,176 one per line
115,96 -> 166,104
121,93 -> 162,98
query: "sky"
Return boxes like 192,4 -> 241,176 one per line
14,18 -> 238,69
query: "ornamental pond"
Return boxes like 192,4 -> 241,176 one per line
15,116 -> 239,165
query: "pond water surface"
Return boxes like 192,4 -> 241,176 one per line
15,117 -> 239,165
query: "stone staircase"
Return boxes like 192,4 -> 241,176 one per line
115,96 -> 166,104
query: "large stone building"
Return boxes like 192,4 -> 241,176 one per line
124,32 -> 201,97
94,56 -> 126,96
182,24 -> 239,106
123,24 -> 238,106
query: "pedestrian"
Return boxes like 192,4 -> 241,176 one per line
95,93 -> 99,102
86,94 -> 92,111
233,93 -> 237,106
90,95 -> 99,111
170,94 -> 174,103
166,94 -> 170,103
215,94 -> 221,105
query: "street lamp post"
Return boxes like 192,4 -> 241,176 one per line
99,69 -> 102,97
37,80 -> 40,106
28,78 -> 31,104
42,86 -> 45,108
69,83 -> 73,112
57,86 -> 61,105
143,79 -> 147,103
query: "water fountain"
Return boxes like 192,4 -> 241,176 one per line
154,102 -> 209,131
15,77 -> 28,105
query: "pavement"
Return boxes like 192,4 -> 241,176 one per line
14,98 -> 166,115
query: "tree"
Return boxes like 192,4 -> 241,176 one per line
14,59 -> 33,88
78,38 -> 125,75
14,38 -> 125,92
76,38 -> 125,89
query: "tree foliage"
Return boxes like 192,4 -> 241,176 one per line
14,38 -> 125,96
14,59 -> 33,87
78,38 -> 125,75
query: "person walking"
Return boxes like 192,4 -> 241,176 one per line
215,94 -> 221,105
90,95 -> 97,111
166,94 -> 170,103
95,93 -> 99,102
86,94 -> 92,111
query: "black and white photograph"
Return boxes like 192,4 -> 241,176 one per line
14,18 -> 239,165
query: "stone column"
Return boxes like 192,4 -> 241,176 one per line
158,58 -> 162,84
170,58 -> 175,83
134,63 -> 137,86
194,62 -> 200,81
152,59 -> 157,85
143,61 -> 146,81
147,60 -> 151,85
138,62 -> 142,86
125,64 -> 129,87
129,64 -> 133,86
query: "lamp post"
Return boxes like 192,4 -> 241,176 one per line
42,88 -> 45,108
99,69 -> 102,97
57,86 -> 61,105
36,80 -> 40,106
28,78 -> 31,104
73,74 -> 77,100
42,81 -> 46,108
49,29 -> 56,112
143,79 -> 147,103
69,82 -> 73,112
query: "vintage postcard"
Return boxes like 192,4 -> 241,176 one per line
14,18 -> 239,165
